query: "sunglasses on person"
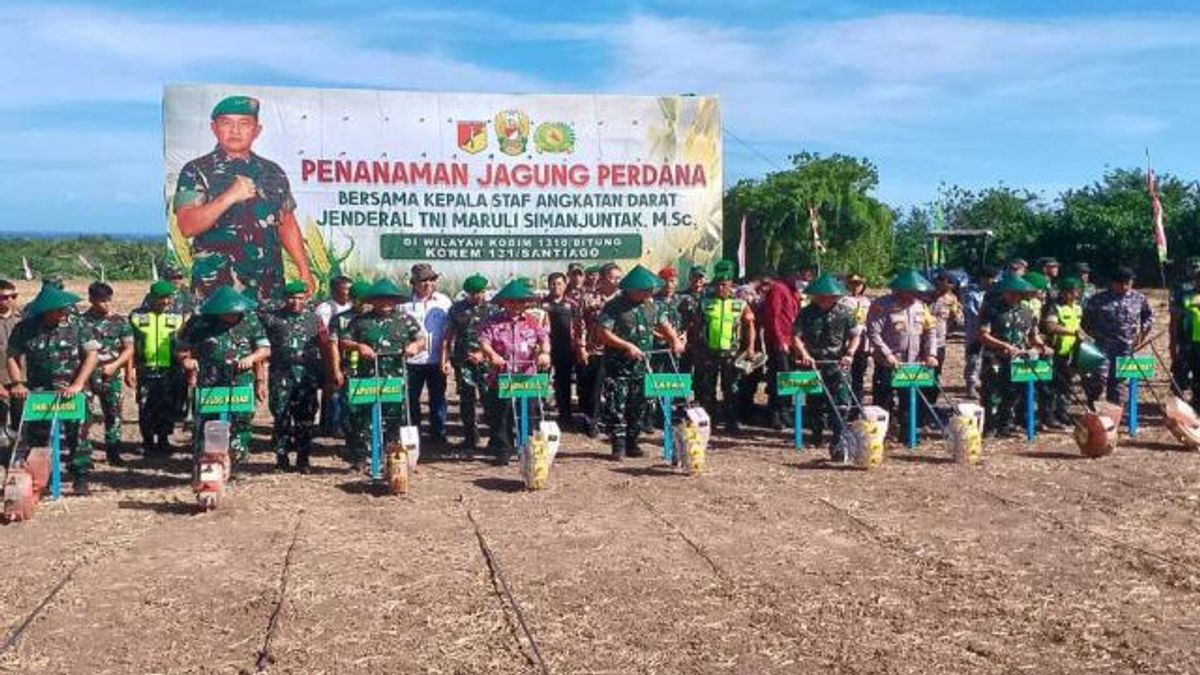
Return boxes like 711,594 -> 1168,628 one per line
847,278 -> 864,285
0,293 -> 16,299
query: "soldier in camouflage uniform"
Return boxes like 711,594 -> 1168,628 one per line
1169,257 -> 1200,394
338,279 -> 425,473
5,285 -> 100,494
574,263 -> 622,437
598,266 -> 683,459
129,281 -> 185,456
1082,266 -> 1153,406
262,281 -> 323,472
926,271 -> 962,419
866,270 -> 938,442
177,286 -> 272,463
676,265 -> 708,378
644,266 -> 686,430
444,274 -> 493,451
477,280 -> 551,465
692,260 -> 757,433
79,282 -> 135,465
162,264 -> 196,317
791,273 -> 862,460
172,95 -> 313,302
977,275 -> 1046,437
0,279 -> 22,434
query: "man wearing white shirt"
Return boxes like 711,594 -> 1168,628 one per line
403,264 -> 453,443
315,275 -> 353,435
316,275 -> 353,328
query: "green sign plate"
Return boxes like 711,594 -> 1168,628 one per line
498,373 -> 551,399
890,364 -> 935,388
777,370 -> 823,396
1115,356 -> 1155,380
198,385 -> 256,414
22,392 -> 86,422
380,234 -> 643,261
347,377 -> 407,405
644,373 -> 692,398
1010,358 -> 1053,383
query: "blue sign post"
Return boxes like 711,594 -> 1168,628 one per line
644,374 -> 693,463
499,374 -> 551,456
1115,356 -> 1155,438
777,371 -> 823,452
1010,359 -> 1053,442
890,365 -> 935,449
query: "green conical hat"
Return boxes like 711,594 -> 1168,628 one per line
1023,271 -> 1049,291
994,274 -> 1037,294
199,286 -> 256,315
888,269 -> 933,293
366,278 -> 407,300
24,285 -> 81,317
805,272 -> 848,296
619,265 -> 662,291
492,279 -> 536,302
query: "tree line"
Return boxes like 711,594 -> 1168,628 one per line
724,152 -> 1200,285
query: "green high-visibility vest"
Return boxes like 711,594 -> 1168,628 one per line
130,311 -> 182,369
1053,303 -> 1081,356
700,297 -> 744,352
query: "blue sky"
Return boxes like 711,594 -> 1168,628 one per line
1,1 -> 1198,234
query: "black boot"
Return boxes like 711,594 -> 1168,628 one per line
610,435 -> 626,461
625,433 -> 645,458
106,449 -> 124,467
72,474 -> 90,496
769,410 -> 786,432
296,451 -> 311,474
275,452 -> 291,472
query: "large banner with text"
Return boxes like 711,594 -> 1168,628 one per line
164,84 -> 722,300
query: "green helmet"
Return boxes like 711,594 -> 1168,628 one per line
994,274 -> 1037,294
619,265 -> 662,292
366,278 -> 407,301
492,279 -> 537,302
805,272 -> 848,297
148,280 -> 175,298
462,274 -> 488,294
1023,271 -> 1049,291
888,269 -> 933,293
24,285 -> 81,318
199,286 -> 256,315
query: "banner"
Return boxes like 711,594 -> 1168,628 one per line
163,84 -> 723,301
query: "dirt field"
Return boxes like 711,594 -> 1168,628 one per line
2,280 -> 1199,674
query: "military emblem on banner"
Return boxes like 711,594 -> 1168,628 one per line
457,121 -> 487,154
534,122 -> 575,154
494,109 -> 530,156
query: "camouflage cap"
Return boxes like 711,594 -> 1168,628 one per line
211,95 -> 260,119
199,286 -> 256,315
24,285 -> 81,318
462,274 -> 488,294
567,263 -> 585,274
161,263 -> 184,280
410,263 -> 438,283
619,265 -> 663,292
148,280 -> 175,298
282,280 -> 309,296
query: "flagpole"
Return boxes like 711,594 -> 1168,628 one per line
1147,147 -> 1169,292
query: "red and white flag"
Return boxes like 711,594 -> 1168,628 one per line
1147,167 -> 1167,263
736,213 -> 747,275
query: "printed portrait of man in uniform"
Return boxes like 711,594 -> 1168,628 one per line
173,95 -> 314,302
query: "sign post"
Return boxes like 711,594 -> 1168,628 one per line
890,365 -> 935,449
644,373 -> 693,462
347,377 -> 406,479
499,374 -> 550,456
777,371 -> 824,451
1009,358 -> 1053,442
1115,356 -> 1155,437
22,392 -> 86,500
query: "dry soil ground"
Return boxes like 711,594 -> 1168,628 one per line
1,281 -> 1199,674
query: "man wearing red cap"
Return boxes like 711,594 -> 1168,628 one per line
761,264 -> 801,430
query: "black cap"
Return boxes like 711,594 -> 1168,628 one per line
1071,262 -> 1091,274
1112,266 -> 1136,282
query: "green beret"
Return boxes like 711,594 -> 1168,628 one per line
584,265 -> 602,274
619,265 -> 662,292
24,285 -> 81,318
994,274 -> 1037,294
211,95 -> 260,119
199,286 -> 256,315
713,259 -> 734,273
1023,271 -> 1049,291
1059,277 -> 1084,291
366,278 -> 407,300
282,281 -> 309,296
463,274 -> 488,294
149,280 -> 175,298
689,265 -> 707,278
